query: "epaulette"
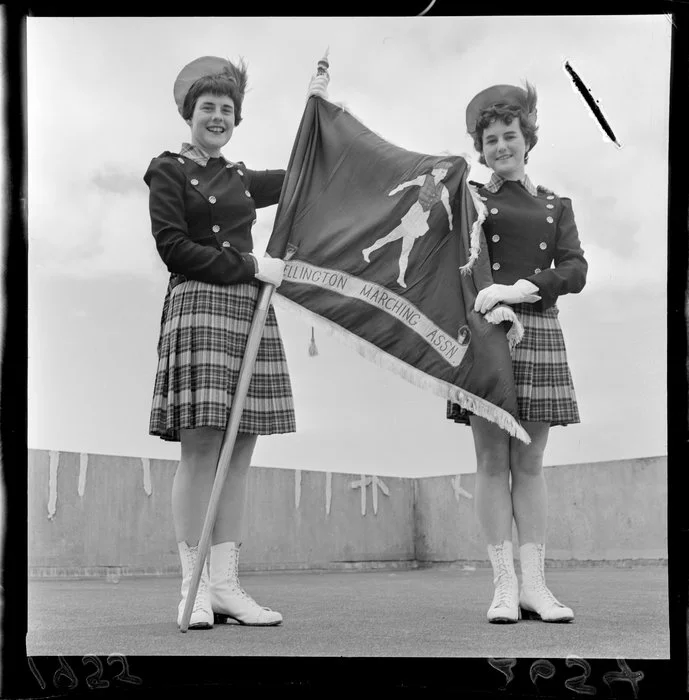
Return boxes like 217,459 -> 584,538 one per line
537,184 -> 556,196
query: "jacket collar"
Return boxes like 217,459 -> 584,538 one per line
485,172 -> 538,197
180,142 -> 235,168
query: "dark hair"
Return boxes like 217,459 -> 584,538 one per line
182,75 -> 244,125
471,105 -> 539,166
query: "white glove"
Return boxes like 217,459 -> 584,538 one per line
307,73 -> 329,100
474,279 -> 541,314
252,255 -> 285,288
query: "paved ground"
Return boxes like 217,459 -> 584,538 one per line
27,565 -> 669,659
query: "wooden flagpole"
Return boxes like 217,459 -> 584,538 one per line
179,281 -> 275,632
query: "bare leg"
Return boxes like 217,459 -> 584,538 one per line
396,236 -> 416,287
172,427 -> 223,545
510,420 -> 572,621
363,225 -> 404,262
509,421 -> 550,544
469,415 -> 512,544
212,433 -> 257,545
470,415 -> 519,622
172,428 -> 257,546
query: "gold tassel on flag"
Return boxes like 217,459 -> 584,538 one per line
308,326 -> 319,356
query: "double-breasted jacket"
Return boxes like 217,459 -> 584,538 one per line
471,174 -> 587,310
144,148 -> 285,288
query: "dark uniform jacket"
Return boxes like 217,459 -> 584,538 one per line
143,144 -> 285,288
472,174 -> 587,311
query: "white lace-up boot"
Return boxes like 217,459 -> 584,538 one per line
177,541 -> 214,630
519,543 -> 574,622
210,542 -> 283,626
486,541 -> 519,623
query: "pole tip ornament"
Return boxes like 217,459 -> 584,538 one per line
317,48 -> 330,75
465,83 -> 538,135
173,55 -> 248,118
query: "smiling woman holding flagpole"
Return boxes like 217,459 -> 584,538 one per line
448,83 -> 587,624
143,55 -> 329,631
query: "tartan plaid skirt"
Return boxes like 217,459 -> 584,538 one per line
150,279 -> 296,441
447,303 -> 580,427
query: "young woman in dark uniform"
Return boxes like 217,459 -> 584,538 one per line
448,83 -> 587,623
144,56 -> 328,630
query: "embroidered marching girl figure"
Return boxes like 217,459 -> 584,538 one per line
362,161 -> 454,287
144,56 -> 329,630
448,83 -> 587,624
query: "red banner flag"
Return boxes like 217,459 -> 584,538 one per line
267,97 -> 530,443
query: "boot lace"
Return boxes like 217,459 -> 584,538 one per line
226,557 -> 275,612
491,548 -> 515,609
185,546 -> 210,614
527,548 -> 564,608
193,574 -> 210,614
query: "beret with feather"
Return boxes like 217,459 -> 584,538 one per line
465,83 -> 538,135
173,56 -> 248,120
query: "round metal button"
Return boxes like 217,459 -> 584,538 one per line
546,216 -> 554,224
245,190 -> 251,198
237,170 -> 244,177
534,268 -> 542,273
479,196 -> 487,201
212,225 -> 220,233
191,178 -> 199,186
209,195 -> 217,204
492,262 -> 501,271
491,234 -> 500,243
222,241 -> 231,248
547,195 -> 555,200
225,163 -> 232,169
539,242 -> 547,250
177,157 -> 184,164
546,204 -> 554,209
490,208 -> 499,215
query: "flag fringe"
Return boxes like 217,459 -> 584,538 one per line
273,294 -> 531,444
460,184 -> 488,275
484,304 -> 524,350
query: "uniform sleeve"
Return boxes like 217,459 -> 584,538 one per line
525,197 -> 587,310
144,157 -> 257,284
244,167 -> 285,208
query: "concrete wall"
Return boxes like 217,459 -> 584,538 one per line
28,450 -> 666,576
28,450 -> 415,575
414,456 -> 667,563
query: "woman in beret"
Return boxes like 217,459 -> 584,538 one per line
448,83 -> 587,624
144,56 -> 328,630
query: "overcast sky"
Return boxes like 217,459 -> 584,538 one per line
27,15 -> 670,477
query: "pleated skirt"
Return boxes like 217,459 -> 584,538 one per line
447,303 -> 580,427
150,279 -> 296,441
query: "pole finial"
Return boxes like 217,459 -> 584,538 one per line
317,49 -> 330,75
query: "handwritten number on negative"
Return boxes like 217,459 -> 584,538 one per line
83,655 -> 110,690
107,653 -> 143,685
565,655 -> 597,695
53,655 -> 79,690
27,657 -> 47,690
602,658 -> 644,699
488,657 -> 517,689
530,658 -> 556,691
